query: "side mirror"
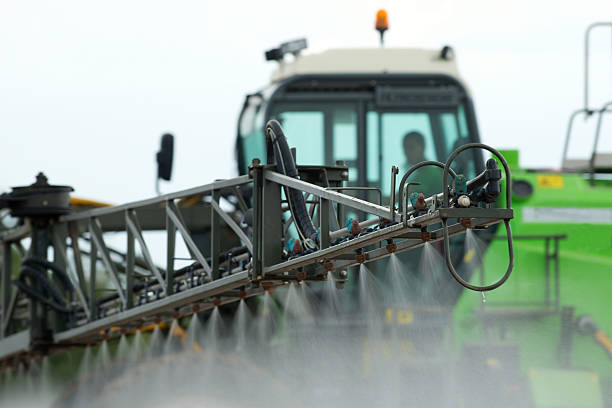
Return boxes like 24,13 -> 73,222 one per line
156,133 -> 174,194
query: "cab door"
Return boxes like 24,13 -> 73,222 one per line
269,103 -> 362,187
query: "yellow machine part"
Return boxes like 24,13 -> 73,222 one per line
70,197 -> 112,209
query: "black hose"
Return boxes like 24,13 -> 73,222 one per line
265,120 -> 318,245
19,266 -> 68,306
13,258 -> 74,313
218,245 -> 249,262
23,258 -> 74,293
13,280 -> 72,313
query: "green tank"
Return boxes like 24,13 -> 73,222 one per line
236,30 -> 612,406
455,149 -> 612,407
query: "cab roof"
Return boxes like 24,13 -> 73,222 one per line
270,47 -> 463,84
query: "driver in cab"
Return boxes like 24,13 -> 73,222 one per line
402,131 -> 442,198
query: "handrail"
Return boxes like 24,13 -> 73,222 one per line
562,22 -> 612,169
561,108 -> 593,167
589,101 -> 612,179
561,102 -> 612,176
584,22 -> 612,111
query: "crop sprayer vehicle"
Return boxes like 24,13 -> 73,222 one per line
234,17 -> 612,407
0,11 -> 609,408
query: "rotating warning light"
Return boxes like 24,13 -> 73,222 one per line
375,9 -> 389,46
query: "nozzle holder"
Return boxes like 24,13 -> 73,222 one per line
295,270 -> 307,281
386,242 -> 397,253
355,253 -> 366,264
441,143 -> 514,292
460,218 -> 472,229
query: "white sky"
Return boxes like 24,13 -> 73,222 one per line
1,0 -> 611,204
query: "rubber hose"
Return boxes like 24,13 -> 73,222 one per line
13,280 -> 72,313
218,245 -> 249,262
14,262 -> 72,313
18,266 -> 69,308
24,257 -> 74,294
266,120 -> 318,244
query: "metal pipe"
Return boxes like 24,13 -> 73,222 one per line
397,161 -> 457,216
441,143 -> 514,292
389,166 -> 398,220
264,171 -> 397,222
329,161 -> 489,240
589,101 -> 612,180
329,217 -> 380,240
584,23 -> 612,111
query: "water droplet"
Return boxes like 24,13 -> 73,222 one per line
481,292 -> 486,303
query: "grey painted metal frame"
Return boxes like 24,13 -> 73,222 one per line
1,242 -> 11,338
0,330 -> 30,361
210,199 -> 253,254
264,171 -> 399,222
51,229 -> 90,319
0,176 -> 256,355
0,164 -> 513,363
89,217 -> 126,307
60,176 -> 251,223
126,209 -> 166,295
54,271 -> 249,343
166,200 -> 211,274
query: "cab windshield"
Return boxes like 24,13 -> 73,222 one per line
237,81 -> 479,200
267,104 -> 475,197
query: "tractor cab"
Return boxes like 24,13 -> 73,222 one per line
235,38 -> 490,308
236,39 -> 484,200
234,36 -> 504,397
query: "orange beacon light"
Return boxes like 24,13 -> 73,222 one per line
375,9 -> 389,46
